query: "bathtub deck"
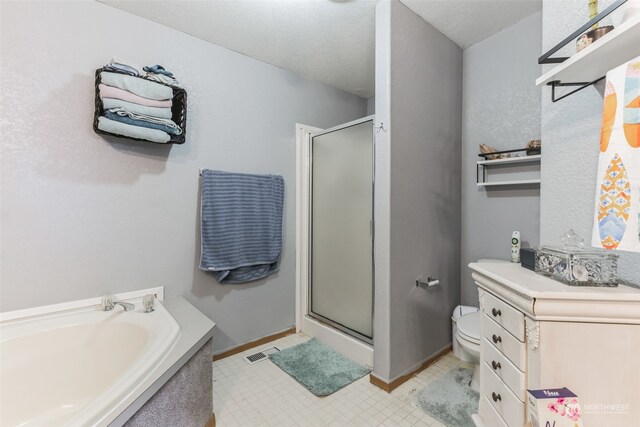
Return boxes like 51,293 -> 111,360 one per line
212,333 -> 469,426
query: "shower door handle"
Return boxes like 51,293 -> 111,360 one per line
370,220 -> 374,239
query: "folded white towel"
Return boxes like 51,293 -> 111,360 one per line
101,98 -> 173,119
101,72 -> 173,101
110,57 -> 145,76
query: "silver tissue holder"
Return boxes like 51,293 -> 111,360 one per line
534,230 -> 618,287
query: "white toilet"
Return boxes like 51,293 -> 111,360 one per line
452,259 -> 510,391
454,309 -> 481,391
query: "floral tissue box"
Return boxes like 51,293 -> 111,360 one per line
527,388 -> 583,427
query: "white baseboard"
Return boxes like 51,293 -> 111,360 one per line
383,342 -> 452,384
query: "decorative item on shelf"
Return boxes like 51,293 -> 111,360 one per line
534,229 -> 619,287
575,33 -> 591,52
479,144 -> 524,159
93,58 -> 187,145
526,139 -> 541,155
589,24 -> 615,41
576,0 -> 615,52
478,145 -> 540,160
479,143 -> 501,159
576,26 -> 615,51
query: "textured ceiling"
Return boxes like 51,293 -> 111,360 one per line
401,0 -> 542,48
99,0 -> 376,98
99,0 -> 541,98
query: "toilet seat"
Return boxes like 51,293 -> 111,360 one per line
457,311 -> 480,344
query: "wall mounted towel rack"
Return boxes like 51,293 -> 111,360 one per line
93,67 -> 188,144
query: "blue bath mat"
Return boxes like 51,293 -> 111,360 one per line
269,338 -> 370,396
413,367 -> 479,427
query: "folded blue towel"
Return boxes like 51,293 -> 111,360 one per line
104,64 -> 139,76
199,170 -> 285,283
97,116 -> 170,143
143,64 -> 174,77
104,110 -> 182,135
101,98 -> 173,119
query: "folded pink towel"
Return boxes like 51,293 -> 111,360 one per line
99,84 -> 172,108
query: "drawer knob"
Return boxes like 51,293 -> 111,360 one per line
491,360 -> 501,370
492,308 -> 502,317
492,334 -> 502,344
492,392 -> 502,402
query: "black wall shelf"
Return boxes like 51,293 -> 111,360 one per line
93,67 -> 188,145
536,0 -> 640,102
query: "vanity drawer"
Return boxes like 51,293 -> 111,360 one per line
481,337 -> 526,402
479,395 -> 508,427
482,362 -> 525,427
482,314 -> 526,371
483,292 -> 524,342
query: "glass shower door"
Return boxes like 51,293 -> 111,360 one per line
309,119 -> 373,343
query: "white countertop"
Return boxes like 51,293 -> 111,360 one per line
108,297 -> 216,426
469,262 -> 640,302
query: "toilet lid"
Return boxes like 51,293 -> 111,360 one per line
457,311 -> 480,343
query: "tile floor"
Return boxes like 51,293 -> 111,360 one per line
213,333 -> 472,426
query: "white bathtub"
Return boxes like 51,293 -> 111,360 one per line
0,290 -> 180,427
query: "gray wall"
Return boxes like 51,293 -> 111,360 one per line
0,1 -> 367,353
367,97 -> 375,115
373,0 -> 392,380
461,12 -> 542,306
541,0 -> 640,282
379,0 -> 463,381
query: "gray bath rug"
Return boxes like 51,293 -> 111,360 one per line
413,367 -> 479,427
269,338 -> 370,396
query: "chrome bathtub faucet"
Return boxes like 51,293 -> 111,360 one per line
102,294 -> 135,312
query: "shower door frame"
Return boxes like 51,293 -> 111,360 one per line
308,118 -> 375,344
295,117 -> 375,367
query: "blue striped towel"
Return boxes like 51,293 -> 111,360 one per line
199,170 -> 285,283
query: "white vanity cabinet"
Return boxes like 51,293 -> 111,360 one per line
469,262 -> 640,427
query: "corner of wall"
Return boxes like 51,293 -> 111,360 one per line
385,0 -> 462,380
372,0 -> 393,381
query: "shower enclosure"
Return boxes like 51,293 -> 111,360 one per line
296,116 -> 374,365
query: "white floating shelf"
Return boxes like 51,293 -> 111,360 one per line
477,154 -> 541,166
478,179 -> 541,187
536,14 -> 640,86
